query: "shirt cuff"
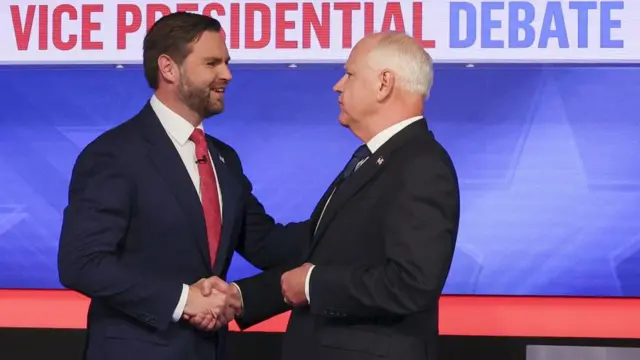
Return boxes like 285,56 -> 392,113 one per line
305,265 -> 315,303
231,282 -> 245,316
172,284 -> 189,322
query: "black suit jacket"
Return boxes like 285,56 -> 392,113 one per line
235,119 -> 460,360
57,103 -> 309,360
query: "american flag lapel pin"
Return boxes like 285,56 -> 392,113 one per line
219,155 -> 225,163
376,156 -> 384,165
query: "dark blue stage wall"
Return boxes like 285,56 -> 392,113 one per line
0,64 -> 639,296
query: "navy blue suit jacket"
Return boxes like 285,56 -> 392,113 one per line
58,103 -> 309,360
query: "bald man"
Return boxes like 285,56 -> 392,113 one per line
219,32 -> 459,360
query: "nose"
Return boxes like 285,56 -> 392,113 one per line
333,76 -> 345,93
220,64 -> 232,82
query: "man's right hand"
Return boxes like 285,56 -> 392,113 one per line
182,277 -> 241,331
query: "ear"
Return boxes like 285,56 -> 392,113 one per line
157,54 -> 180,85
376,69 -> 395,102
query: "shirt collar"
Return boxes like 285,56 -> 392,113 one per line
150,94 -> 203,146
366,116 -> 423,153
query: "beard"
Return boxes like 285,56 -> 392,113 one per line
177,70 -> 224,119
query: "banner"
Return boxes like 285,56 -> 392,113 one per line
1,0 -> 638,64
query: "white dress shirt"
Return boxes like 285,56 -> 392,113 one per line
304,116 -> 424,302
149,95 -> 224,322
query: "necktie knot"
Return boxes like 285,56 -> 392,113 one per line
352,144 -> 371,161
189,128 -> 206,146
341,144 -> 371,179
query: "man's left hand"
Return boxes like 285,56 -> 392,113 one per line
281,263 -> 313,306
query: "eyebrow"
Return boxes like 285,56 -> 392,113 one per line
204,56 -> 231,64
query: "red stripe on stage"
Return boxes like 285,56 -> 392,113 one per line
1,290 -> 639,338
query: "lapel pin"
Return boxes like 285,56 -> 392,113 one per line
219,155 -> 225,163
376,156 -> 384,165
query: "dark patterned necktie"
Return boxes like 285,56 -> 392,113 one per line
340,144 -> 371,180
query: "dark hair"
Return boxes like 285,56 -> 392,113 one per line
143,12 -> 222,89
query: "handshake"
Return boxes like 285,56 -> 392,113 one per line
182,277 -> 242,332
179,262 -> 314,332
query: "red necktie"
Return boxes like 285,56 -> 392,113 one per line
190,128 -> 222,267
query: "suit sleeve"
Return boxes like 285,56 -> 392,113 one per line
231,190 -> 310,329
233,269 -> 293,330
57,145 -> 182,330
237,193 -> 311,270
308,154 -> 459,319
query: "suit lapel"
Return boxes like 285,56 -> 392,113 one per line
206,138 -> 241,274
309,174 -> 342,231
309,119 -> 430,252
137,104 -> 211,269
310,156 -> 386,248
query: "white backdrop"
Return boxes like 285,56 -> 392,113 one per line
1,0 -> 638,63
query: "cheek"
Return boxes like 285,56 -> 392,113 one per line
345,83 -> 368,106
198,68 -> 215,82
342,91 -> 362,117
343,82 -> 357,102
198,75 -> 217,90
187,67 -> 214,84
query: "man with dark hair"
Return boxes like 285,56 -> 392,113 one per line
58,12 -> 308,360
142,12 -> 222,90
